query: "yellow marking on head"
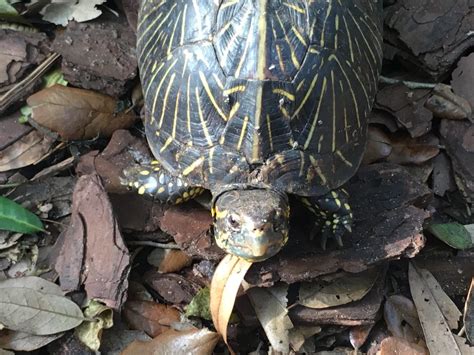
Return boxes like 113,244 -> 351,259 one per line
158,187 -> 165,194
140,170 -> 150,176
138,186 -> 146,195
272,88 -> 295,101
224,86 -> 246,96
182,157 -> 204,176
151,160 -> 160,165
215,207 -> 228,219
211,207 -> 216,217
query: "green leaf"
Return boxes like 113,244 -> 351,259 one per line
186,287 -> 212,320
0,196 -> 44,234
427,223 -> 474,250
0,0 -> 18,17
43,69 -> 68,88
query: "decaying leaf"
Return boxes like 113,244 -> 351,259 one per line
0,330 -> 63,352
408,263 -> 463,354
122,328 -> 219,355
379,336 -> 429,355
0,278 -> 84,335
428,223 -> 474,250
123,300 -> 180,337
27,85 -> 136,141
0,196 -> 44,234
0,130 -> 54,173
147,248 -> 193,273
464,278 -> 474,344
425,83 -> 472,121
186,287 -> 212,321
248,284 -> 293,353
384,295 -> 424,344
75,300 -> 113,351
41,0 -> 107,26
210,254 -> 252,346
298,268 -> 380,309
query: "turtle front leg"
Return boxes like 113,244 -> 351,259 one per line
121,162 -> 204,204
302,188 -> 353,249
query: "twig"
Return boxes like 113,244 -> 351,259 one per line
379,75 -> 437,90
127,241 -> 181,249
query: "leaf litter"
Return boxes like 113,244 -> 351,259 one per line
0,1 -> 473,353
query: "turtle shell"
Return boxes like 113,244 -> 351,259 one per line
137,0 -> 383,197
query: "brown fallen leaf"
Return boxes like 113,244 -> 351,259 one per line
464,278 -> 474,344
379,336 -> 429,355
298,268 -> 380,309
425,83 -> 472,121
248,284 -> 293,353
349,324 -> 374,350
122,328 -> 219,355
408,263 -> 463,354
0,130 -> 54,173
147,249 -> 193,274
210,254 -> 252,347
27,85 -> 137,141
123,300 -> 180,338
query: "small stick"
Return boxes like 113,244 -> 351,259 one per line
379,75 -> 437,90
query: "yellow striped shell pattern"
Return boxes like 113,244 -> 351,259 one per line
137,0 -> 383,196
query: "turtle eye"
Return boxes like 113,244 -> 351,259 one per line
227,214 -> 241,231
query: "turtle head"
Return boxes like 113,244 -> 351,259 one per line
213,189 -> 290,262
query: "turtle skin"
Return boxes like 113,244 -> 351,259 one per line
124,0 -> 383,260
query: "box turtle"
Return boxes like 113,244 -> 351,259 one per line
123,0 -> 383,261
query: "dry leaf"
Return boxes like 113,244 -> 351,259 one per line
123,300 -> 180,338
298,268 -> 380,309
379,336 -> 429,355
75,300 -> 113,351
147,249 -> 193,274
349,324 -> 374,350
384,295 -> 424,343
210,254 -> 253,346
248,284 -> 293,353
27,85 -> 136,141
122,328 -> 219,355
41,0 -> 107,26
408,263 -> 463,354
0,330 -> 63,352
0,282 -> 84,335
0,130 -> 54,173
464,278 -> 474,344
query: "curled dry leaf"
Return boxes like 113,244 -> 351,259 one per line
464,278 -> 474,344
425,83 -> 472,121
123,300 -> 180,338
408,263 -> 463,354
248,284 -> 293,353
210,254 -> 253,346
74,300 -> 113,351
298,268 -> 380,309
0,130 -> 54,173
27,85 -> 136,141
122,328 -> 219,355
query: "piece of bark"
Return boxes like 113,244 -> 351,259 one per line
0,29 -> 50,90
290,271 -> 385,326
246,164 -> 431,286
159,202 -> 224,260
376,84 -> 432,138
384,1 -> 474,79
451,53 -> 474,111
52,17 -> 137,97
55,174 -> 130,309
143,272 -> 201,305
439,119 -> 474,203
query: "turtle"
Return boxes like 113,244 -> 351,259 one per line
123,0 -> 384,262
